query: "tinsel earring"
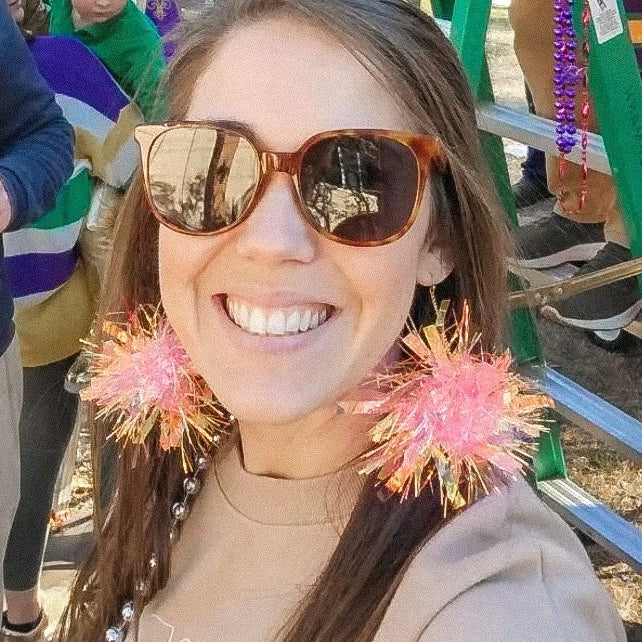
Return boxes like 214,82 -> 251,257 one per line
351,299 -> 553,512
80,305 -> 233,472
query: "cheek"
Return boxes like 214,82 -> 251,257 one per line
158,229 -> 203,339
348,246 -> 423,363
158,228 -> 214,289
369,262 -> 417,334
358,211 -> 432,349
158,230 -> 185,295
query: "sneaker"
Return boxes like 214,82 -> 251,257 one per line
0,610 -> 50,641
513,213 -> 606,269
541,242 -> 642,332
512,176 -> 554,209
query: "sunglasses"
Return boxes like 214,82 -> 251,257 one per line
134,123 -> 446,247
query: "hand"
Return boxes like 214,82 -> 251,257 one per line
0,180 -> 12,234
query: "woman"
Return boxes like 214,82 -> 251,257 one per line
55,1 -> 625,640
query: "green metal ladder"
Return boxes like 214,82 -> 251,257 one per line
428,0 -> 642,571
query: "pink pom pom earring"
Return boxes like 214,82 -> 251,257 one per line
352,300 -> 553,512
80,305 -> 232,472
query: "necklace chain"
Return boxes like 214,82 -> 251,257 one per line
104,421 -> 234,641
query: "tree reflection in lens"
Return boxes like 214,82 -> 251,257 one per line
149,129 -> 260,232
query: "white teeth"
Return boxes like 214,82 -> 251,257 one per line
286,311 -> 300,333
225,298 -> 331,336
299,310 -> 312,332
266,310 -> 287,336
238,304 -> 249,327
248,308 -> 266,334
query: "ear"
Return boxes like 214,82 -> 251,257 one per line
416,241 -> 454,287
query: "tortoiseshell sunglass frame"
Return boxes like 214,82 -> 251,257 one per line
134,122 -> 447,247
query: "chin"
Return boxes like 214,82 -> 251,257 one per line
212,385 -> 336,428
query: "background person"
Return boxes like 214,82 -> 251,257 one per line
511,85 -> 553,208
0,0 -> 73,630
509,0 -> 642,343
49,0 -> 166,120
1,1 -> 161,638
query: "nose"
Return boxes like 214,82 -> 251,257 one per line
233,172 -> 318,264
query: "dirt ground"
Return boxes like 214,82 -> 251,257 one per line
41,3 -> 642,640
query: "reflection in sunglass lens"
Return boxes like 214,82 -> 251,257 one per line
147,128 -> 260,232
300,136 -> 419,242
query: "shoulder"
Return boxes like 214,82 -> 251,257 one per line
47,0 -> 73,33
374,479 -> 626,642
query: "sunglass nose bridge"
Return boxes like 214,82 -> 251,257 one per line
261,151 -> 298,175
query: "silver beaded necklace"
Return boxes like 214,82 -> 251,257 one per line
104,426 -> 231,642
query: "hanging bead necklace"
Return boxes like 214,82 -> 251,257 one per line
553,0 -> 591,213
104,427 -> 232,642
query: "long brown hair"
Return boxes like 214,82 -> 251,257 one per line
55,1 -> 510,640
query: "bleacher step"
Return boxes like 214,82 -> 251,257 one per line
476,103 -> 611,174
544,367 -> 642,467
538,477 -> 642,573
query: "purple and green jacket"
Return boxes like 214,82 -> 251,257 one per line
0,3 -> 74,357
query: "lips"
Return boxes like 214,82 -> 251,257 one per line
223,295 -> 335,336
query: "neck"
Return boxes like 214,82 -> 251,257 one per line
237,407 -> 374,479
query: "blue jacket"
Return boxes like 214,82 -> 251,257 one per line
0,3 -> 74,357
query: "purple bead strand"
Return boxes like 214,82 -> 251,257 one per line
553,0 -> 579,155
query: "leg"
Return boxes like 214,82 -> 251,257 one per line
3,354 -> 79,626
0,339 -> 22,601
513,84 -> 554,208
509,0 -> 625,233
522,145 -> 547,187
509,0 -> 640,340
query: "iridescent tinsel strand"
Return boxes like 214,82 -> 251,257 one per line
354,301 -> 553,512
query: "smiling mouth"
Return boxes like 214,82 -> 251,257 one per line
223,295 -> 335,336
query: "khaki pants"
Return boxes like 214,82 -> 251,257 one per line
0,337 -> 22,593
509,0 -> 629,247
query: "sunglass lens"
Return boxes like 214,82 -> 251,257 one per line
300,135 -> 419,243
147,128 -> 260,233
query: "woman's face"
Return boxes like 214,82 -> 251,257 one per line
159,17 -> 449,427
